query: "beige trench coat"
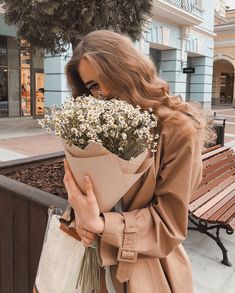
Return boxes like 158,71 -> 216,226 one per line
97,122 -> 203,293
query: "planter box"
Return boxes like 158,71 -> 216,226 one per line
0,152 -> 67,293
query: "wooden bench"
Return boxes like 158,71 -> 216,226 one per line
188,145 -> 235,266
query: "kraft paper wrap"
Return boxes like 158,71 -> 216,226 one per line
63,139 -> 154,210
60,139 -> 154,235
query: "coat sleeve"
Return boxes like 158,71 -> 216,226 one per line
98,126 -> 202,265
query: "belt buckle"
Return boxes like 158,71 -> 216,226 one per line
117,247 -> 138,263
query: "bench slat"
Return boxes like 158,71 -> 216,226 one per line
203,149 -> 234,168
190,175 -> 235,205
200,160 -> 235,187
202,152 -> 235,176
192,171 -> 235,201
216,203 -> 235,223
202,146 -> 230,161
200,191 -> 235,220
208,196 -> 235,222
193,182 -> 235,218
202,145 -> 221,155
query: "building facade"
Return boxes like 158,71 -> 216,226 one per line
143,0 -> 216,110
44,0 -> 216,111
0,4 -> 45,118
1,1 -> 219,116
212,1 -> 235,107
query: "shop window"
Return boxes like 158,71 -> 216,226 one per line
220,73 -> 234,104
35,72 -> 44,115
0,68 -> 8,117
0,35 -> 7,66
0,35 -> 8,117
20,40 -> 31,116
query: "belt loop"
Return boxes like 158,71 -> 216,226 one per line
116,213 -> 138,283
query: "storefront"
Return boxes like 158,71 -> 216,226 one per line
20,39 -> 45,117
0,34 -> 45,118
213,8 -> 235,107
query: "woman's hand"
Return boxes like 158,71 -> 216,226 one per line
63,159 -> 104,235
75,212 -> 97,247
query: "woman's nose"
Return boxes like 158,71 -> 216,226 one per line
97,90 -> 103,96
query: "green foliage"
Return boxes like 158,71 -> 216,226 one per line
2,0 -> 153,54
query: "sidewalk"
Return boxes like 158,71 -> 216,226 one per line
0,108 -> 235,293
0,117 -> 63,161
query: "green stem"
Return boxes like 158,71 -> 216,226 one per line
77,247 -> 100,293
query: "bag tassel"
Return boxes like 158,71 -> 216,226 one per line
76,246 -> 100,293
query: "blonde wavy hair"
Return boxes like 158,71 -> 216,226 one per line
65,30 -> 214,146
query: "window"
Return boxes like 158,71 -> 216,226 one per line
150,48 -> 162,75
35,72 -> 45,115
219,73 -> 234,104
0,35 -> 7,66
21,40 -> 31,116
0,35 -> 8,117
0,68 -> 8,117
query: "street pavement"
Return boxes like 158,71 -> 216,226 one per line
0,106 -> 234,293
0,117 -> 63,161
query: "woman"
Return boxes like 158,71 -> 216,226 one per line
63,30 -> 209,293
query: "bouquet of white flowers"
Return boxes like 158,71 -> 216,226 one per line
37,95 -> 159,293
39,95 -> 159,212
39,95 -> 158,159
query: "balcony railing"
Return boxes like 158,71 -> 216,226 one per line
153,0 -> 203,26
164,0 -> 203,17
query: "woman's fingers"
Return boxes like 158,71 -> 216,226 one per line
75,214 -> 97,247
77,227 -> 97,247
63,160 -> 101,233
81,237 -> 94,247
63,160 -> 96,204
63,159 -> 77,188
76,226 -> 96,241
63,159 -> 83,205
84,176 -> 95,201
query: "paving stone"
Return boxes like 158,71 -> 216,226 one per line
184,247 -> 235,293
0,134 -> 63,158
184,230 -> 235,265
220,272 -> 235,293
0,147 -> 28,161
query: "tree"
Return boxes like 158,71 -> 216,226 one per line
1,0 -> 153,54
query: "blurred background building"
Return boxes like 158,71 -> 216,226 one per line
143,0 -> 215,110
213,1 -> 235,107
0,3 -> 44,119
0,0 -> 235,119
44,0 -> 217,111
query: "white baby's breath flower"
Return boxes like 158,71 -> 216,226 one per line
121,133 -> 127,140
110,130 -> 116,137
38,95 -> 159,160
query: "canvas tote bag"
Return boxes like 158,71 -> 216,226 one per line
34,207 -> 84,293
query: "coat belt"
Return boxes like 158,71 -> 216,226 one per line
116,212 -> 138,283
